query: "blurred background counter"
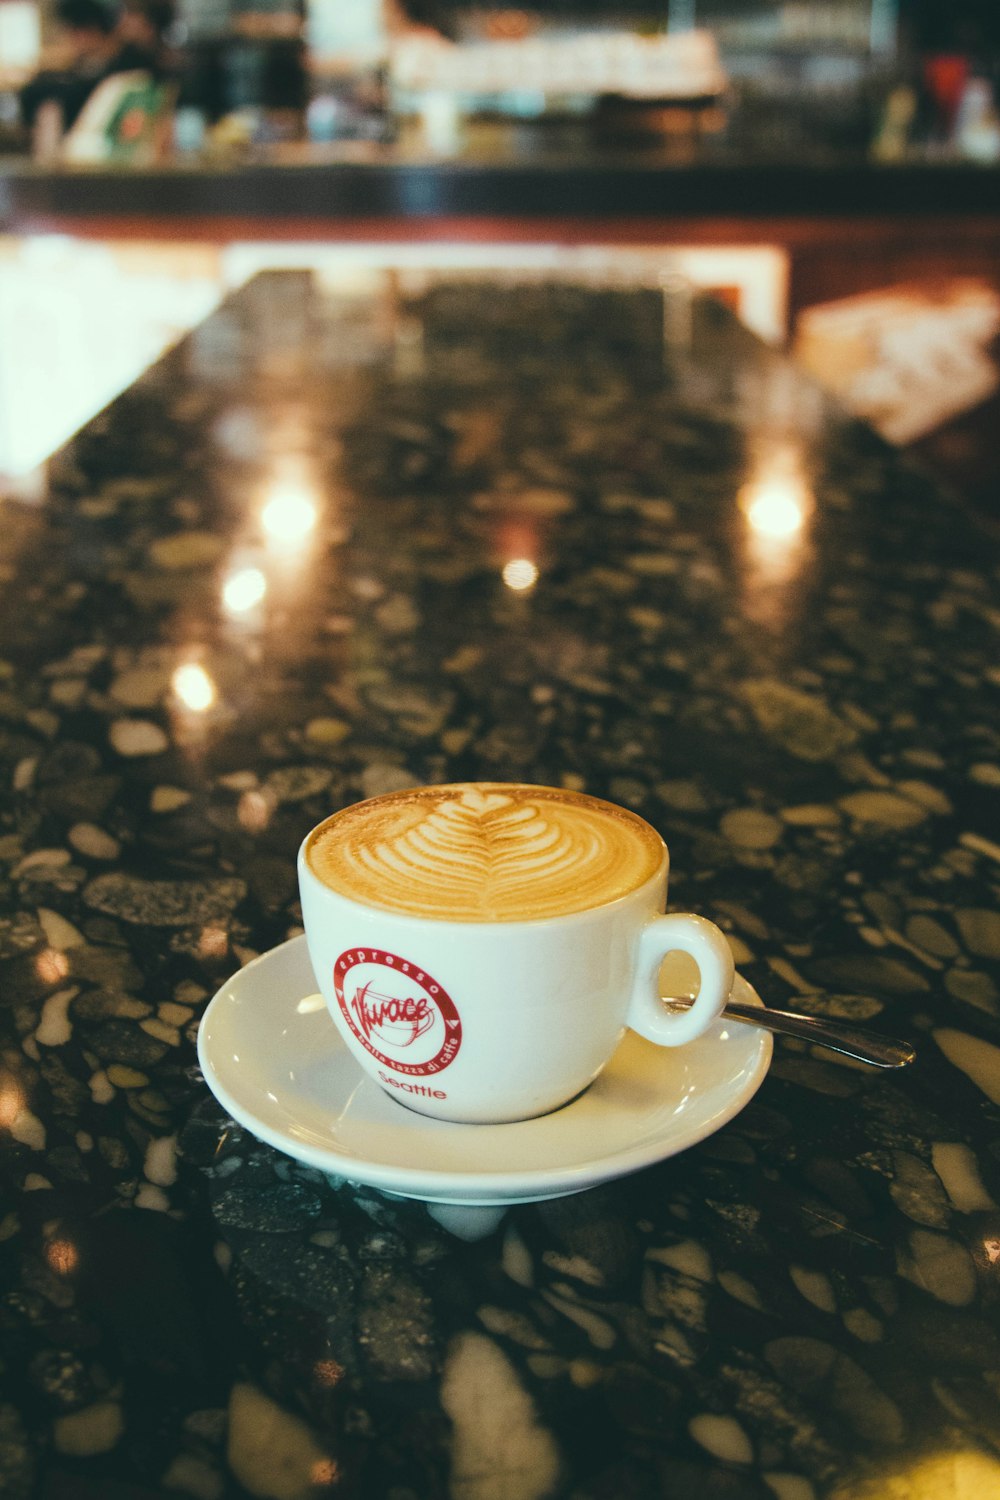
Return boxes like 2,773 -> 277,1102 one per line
2,0 -> 1000,513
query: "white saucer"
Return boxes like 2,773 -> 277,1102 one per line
197,936 -> 772,1207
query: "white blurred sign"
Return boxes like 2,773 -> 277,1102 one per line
307,0 -> 383,57
0,2 -> 41,72
391,30 -> 726,101
796,280 -> 1000,444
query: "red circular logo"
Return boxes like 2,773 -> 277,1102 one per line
333,948 -> 462,1076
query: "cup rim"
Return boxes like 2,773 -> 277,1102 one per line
296,781 -> 670,931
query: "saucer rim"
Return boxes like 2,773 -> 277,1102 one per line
197,935 -> 773,1205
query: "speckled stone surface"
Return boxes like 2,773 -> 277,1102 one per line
1,270 -> 999,1500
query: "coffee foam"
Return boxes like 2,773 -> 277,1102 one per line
306,783 -> 664,922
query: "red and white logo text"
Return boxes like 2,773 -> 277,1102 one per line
333,948 -> 462,1076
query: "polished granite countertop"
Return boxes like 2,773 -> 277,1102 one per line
2,270 -> 1000,1500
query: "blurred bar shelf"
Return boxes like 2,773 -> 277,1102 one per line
4,136 -> 1000,227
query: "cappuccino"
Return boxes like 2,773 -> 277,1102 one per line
298,782 -> 733,1121
305,783 -> 664,923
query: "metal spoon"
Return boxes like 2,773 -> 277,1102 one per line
666,994 -> 916,1069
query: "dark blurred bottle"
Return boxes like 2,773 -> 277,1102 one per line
177,4 -> 307,140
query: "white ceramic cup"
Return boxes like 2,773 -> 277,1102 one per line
297,785 -> 735,1124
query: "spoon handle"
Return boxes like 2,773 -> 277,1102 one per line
665,995 -> 916,1070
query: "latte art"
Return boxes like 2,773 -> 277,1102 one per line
307,784 -> 664,921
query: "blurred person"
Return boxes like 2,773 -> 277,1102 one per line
19,0 -> 169,132
114,1 -> 177,79
20,0 -> 118,129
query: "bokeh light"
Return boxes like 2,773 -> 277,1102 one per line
172,663 -> 217,713
745,483 -> 807,539
0,1082 -> 25,1130
45,1238 -> 79,1275
35,948 -> 70,984
502,558 -> 539,591
222,566 -> 267,615
262,483 -> 318,543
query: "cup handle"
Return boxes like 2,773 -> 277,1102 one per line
626,913 -> 734,1047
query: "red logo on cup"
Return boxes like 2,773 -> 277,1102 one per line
333,948 -> 462,1076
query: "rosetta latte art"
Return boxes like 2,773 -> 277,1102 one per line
307,783 -> 664,921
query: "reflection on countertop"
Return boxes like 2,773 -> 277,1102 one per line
1,270 -> 999,1500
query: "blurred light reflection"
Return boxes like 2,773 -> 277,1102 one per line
502,558 -> 539,591
262,482 -> 318,544
313,1358 -> 344,1387
831,1449 -> 1000,1500
36,948 -> 70,984
222,566 -> 267,615
296,993 -> 327,1015
0,1082 -> 26,1129
172,663 -> 217,713
45,1238 -> 79,1275
310,1458 -> 341,1487
198,927 -> 229,960
238,789 -> 273,833
746,484 -> 806,540
738,441 -> 813,596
